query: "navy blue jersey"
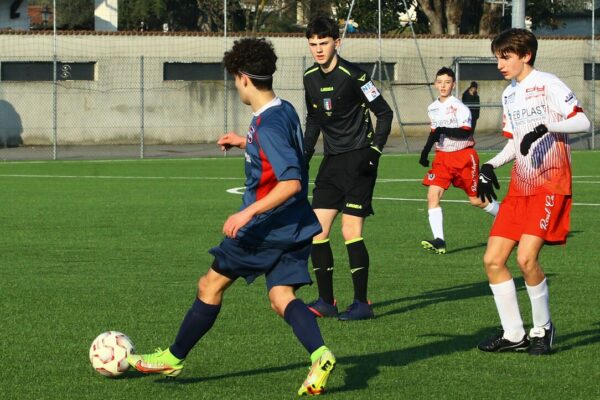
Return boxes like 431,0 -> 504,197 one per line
236,98 -> 321,249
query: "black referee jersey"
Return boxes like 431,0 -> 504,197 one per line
303,56 -> 393,158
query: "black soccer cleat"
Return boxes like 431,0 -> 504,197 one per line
477,330 -> 529,352
528,323 -> 555,356
421,238 -> 446,254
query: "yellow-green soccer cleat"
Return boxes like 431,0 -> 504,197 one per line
127,347 -> 184,377
421,238 -> 446,254
298,349 -> 336,396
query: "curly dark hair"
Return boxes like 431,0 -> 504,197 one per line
306,15 -> 339,40
223,38 -> 277,90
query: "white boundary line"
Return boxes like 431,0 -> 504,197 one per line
1,174 -> 599,206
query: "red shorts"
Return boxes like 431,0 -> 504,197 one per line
422,147 -> 479,197
490,192 -> 572,245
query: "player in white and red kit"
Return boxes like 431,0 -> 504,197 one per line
419,67 -> 499,254
476,29 -> 590,356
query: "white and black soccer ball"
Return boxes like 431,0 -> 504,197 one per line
89,331 -> 135,377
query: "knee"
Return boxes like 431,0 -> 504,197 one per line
483,252 -> 504,275
516,253 -> 537,274
197,274 -> 215,297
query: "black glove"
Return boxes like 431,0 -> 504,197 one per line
477,163 -> 500,203
520,124 -> 548,156
419,148 -> 430,167
419,131 -> 439,167
361,146 -> 382,174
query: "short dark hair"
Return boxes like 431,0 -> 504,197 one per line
223,38 -> 277,90
306,15 -> 339,40
491,28 -> 537,66
435,67 -> 455,81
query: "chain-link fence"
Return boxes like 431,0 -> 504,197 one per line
0,3 -> 597,161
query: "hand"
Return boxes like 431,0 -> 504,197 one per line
361,146 -> 382,174
477,164 -> 500,203
419,149 -> 429,167
222,209 -> 253,239
520,124 -> 548,156
218,131 -> 246,151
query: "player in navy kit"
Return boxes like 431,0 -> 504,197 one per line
303,15 -> 394,321
128,38 -> 336,396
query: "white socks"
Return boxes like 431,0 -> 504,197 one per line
526,278 -> 551,329
490,279 -> 526,342
483,200 -> 499,217
428,207 -> 444,240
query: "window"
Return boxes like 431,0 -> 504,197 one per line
455,58 -> 503,81
584,63 -> 600,80
0,62 -> 96,81
354,62 -> 395,81
164,62 -> 227,81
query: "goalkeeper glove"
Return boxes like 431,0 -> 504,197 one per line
477,163 -> 500,203
361,146 -> 382,174
419,148 -> 430,167
520,124 -> 548,156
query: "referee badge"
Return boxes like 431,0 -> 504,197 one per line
323,98 -> 332,111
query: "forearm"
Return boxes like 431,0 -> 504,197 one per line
441,127 -> 472,139
303,118 -> 320,160
486,139 -> 516,169
546,112 -> 590,134
243,180 -> 301,217
371,98 -> 393,150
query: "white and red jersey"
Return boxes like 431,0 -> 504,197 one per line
501,69 -> 582,196
427,96 -> 474,152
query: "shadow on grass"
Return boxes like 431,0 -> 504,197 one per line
444,241 -> 488,254
151,327 -> 497,393
373,277 -> 527,319
555,321 -> 600,353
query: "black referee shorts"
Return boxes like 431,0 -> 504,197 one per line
312,147 -> 376,218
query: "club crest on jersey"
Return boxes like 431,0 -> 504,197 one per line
247,125 -> 255,144
428,173 -> 435,180
323,98 -> 332,111
504,93 -> 516,105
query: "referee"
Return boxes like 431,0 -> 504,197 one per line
303,15 -> 393,321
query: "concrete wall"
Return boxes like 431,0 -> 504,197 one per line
0,33 -> 597,146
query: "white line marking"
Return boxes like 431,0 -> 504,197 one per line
1,174 -> 598,206
0,174 -> 241,180
372,197 -> 599,206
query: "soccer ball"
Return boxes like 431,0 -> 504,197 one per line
89,331 -> 135,377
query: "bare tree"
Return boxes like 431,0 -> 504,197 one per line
478,1 -> 503,36
416,0 -> 467,35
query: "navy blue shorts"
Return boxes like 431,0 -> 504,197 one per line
208,238 -> 313,291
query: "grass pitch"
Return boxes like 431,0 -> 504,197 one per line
1,152 -> 599,399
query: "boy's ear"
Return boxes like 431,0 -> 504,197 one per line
522,52 -> 533,64
334,38 -> 341,50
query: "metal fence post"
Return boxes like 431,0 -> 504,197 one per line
140,55 -> 145,159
